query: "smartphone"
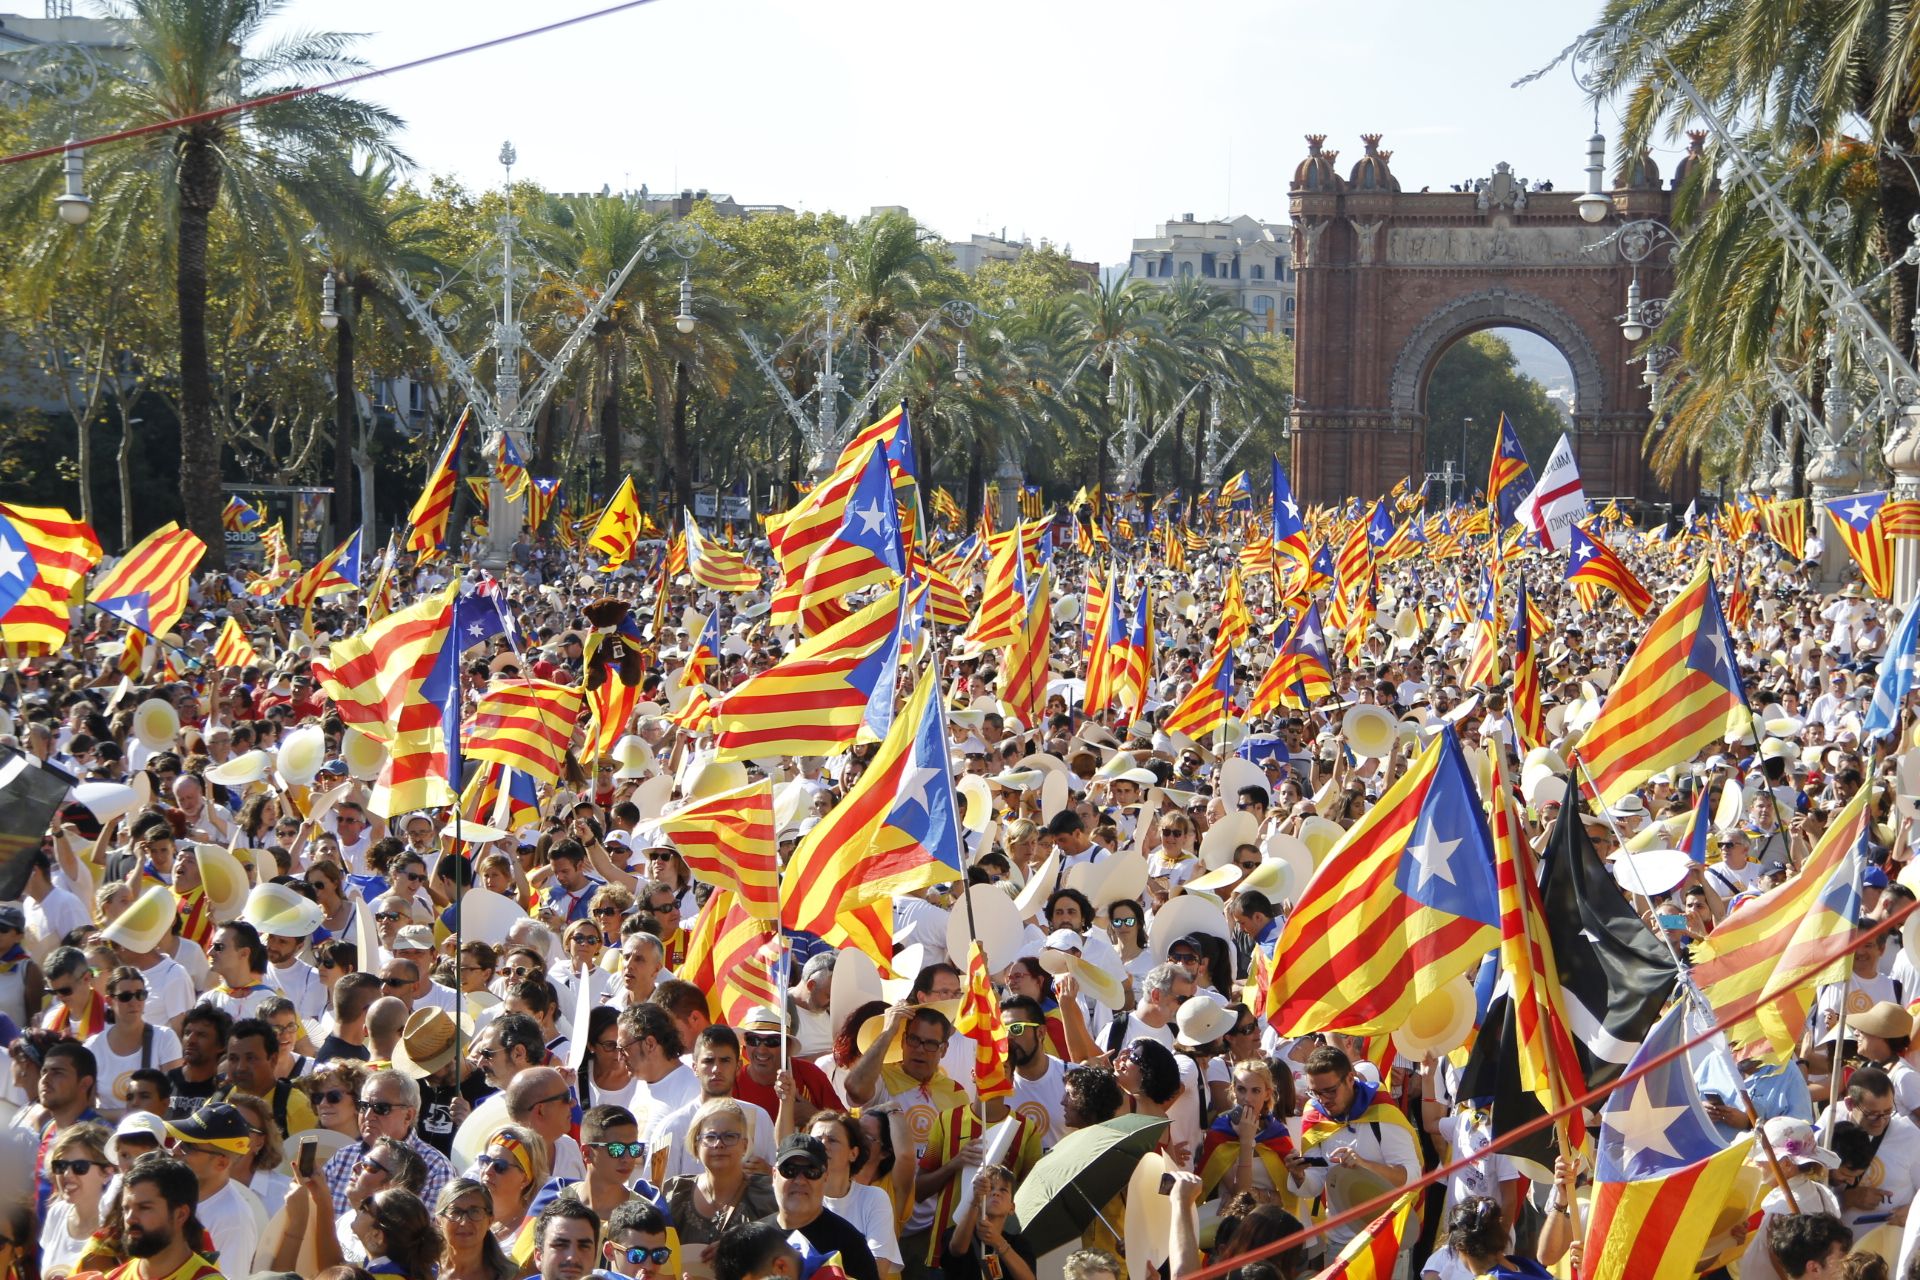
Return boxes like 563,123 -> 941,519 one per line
1702,1092 -> 1724,1107
1299,1156 -> 1329,1168
297,1136 -> 316,1178
1158,1172 -> 1175,1195
1657,913 -> 1689,930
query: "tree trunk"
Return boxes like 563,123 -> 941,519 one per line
1169,401 -> 1184,505
332,277 -> 358,544
598,384 -> 621,506
175,140 -> 225,568
118,410 -> 134,552
1877,117 -> 1920,364
964,445 -> 983,527
76,401 -> 94,531
671,361 -> 694,512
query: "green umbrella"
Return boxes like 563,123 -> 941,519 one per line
1011,1113 -> 1170,1255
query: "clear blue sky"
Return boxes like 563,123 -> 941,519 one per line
268,0 -> 1651,267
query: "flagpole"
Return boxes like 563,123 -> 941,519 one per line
1572,758 -> 1803,1211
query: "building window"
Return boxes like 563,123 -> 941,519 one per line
1139,258 -> 1152,278
1252,295 -> 1274,317
1180,261 -> 1194,277
1251,265 -> 1264,280
1283,266 -> 1294,282
1160,253 -> 1172,274
1201,252 -> 1215,277
1284,296 -> 1296,313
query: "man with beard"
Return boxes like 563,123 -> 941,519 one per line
107,1154 -> 226,1280
1001,995 -> 1067,1149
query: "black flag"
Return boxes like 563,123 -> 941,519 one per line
0,748 -> 76,900
1457,790 -> 1678,1173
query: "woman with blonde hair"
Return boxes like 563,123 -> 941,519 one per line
436,1177 -> 518,1280
473,1123 -> 551,1244
661,1098 -> 776,1278
41,1120 -> 111,1278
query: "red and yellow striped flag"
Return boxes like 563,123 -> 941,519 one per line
465,678 -> 583,786
678,887 -> 783,1024
685,512 -> 760,592
404,408 -> 469,553
1757,497 -> 1806,561
953,940 -> 1012,1102
997,567 -> 1053,729
0,504 -> 101,655
211,617 -> 259,669
91,523 -> 205,638
1573,565 -> 1747,808
1313,1190 -> 1419,1280
1509,587 -> 1546,753
710,586 -> 903,762
652,780 -> 780,920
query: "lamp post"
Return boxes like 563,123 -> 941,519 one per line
53,137 -> 91,226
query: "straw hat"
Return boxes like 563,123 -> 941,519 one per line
102,885 -> 179,954
240,882 -> 323,939
1072,848 -> 1149,911
830,948 -> 886,1044
1297,816 -> 1347,864
1390,975 -> 1476,1058
1852,1001 -> 1914,1041
72,782 -> 140,822
277,725 -> 326,786
392,1007 -> 464,1079
132,698 -> 179,751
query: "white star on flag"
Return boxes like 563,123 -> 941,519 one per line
1846,500 -> 1873,526
1574,541 -> 1595,562
1407,828 -> 1464,891
853,502 -> 888,536
0,540 -> 24,582
894,762 -> 940,816
1608,1080 -> 1688,1162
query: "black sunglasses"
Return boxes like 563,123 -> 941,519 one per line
626,1247 -> 673,1267
359,1099 -> 404,1116
50,1158 -> 100,1176
320,1090 -> 359,1107
113,990 -> 148,1003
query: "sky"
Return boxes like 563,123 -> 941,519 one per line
260,0 -> 1657,268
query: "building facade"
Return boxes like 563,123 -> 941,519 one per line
1126,214 -> 1297,337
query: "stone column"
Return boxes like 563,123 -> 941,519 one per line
995,450 -> 1023,534
1887,402 -> 1920,608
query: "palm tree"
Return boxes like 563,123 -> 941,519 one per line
1156,277 -> 1259,495
45,0 -> 406,565
314,159 -> 447,544
1589,0 -> 1920,357
839,209 -> 959,399
1061,278 -> 1176,491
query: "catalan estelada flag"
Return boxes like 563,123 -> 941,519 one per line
211,617 -> 259,670
1487,412 -> 1534,530
997,567 -> 1053,729
1509,585 -> 1546,752
953,940 -> 1013,1102
221,496 -> 263,532
464,678 -> 583,787
1082,567 -> 1124,716
279,529 -> 362,619
91,523 -> 205,638
1823,490 -> 1894,598
1112,584 -> 1154,723
1758,497 -> 1807,560
1161,631 -> 1235,742
526,478 -> 562,533
404,408 -> 469,553
1691,783 -> 1874,1059
769,440 -> 903,625
781,667 -> 964,967
1567,524 -> 1653,618
494,430 -> 530,502
768,404 -> 908,575
666,609 -> 720,733
588,476 -> 643,570
1270,727 -> 1500,1036
1581,1001 -> 1753,1280
679,887 -> 784,1025
684,510 -> 760,592
710,586 -> 904,762
1573,565 -> 1746,808
0,503 -> 101,655
653,780 -> 780,919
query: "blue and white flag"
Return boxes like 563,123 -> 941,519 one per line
1864,596 -> 1920,740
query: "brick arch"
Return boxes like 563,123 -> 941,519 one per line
1387,287 -> 1607,428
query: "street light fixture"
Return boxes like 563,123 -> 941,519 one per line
53,138 -> 90,226
954,339 -> 976,386
675,269 -> 696,334
1574,128 -> 1611,224
319,272 -> 340,330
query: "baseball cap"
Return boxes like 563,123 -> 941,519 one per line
774,1133 -> 827,1174
108,1111 -> 168,1164
393,925 -> 435,951
163,1101 -> 252,1154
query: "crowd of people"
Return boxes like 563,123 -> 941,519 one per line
0,485 -> 1913,1280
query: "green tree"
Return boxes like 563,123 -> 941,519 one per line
1424,333 -> 1568,488
8,0 -> 406,566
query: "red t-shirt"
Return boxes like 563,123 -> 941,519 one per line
732,1057 -> 844,1117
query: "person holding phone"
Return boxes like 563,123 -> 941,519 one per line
1197,1061 -> 1294,1202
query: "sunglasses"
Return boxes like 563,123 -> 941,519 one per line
208,943 -> 227,954
777,1162 -> 826,1180
1228,1023 -> 1259,1036
1109,915 -> 1138,928
373,912 -> 402,923
319,1090 -> 358,1107
48,985 -> 76,1001
591,906 -> 623,917
474,1153 -> 518,1175
589,1141 -> 643,1159
356,1156 -> 392,1177
113,990 -> 148,1003
502,966 -> 540,979
380,977 -> 410,989
440,1204 -> 489,1225
1004,1021 -> 1043,1035
50,1158 -> 100,1176
625,1247 -> 674,1267
359,1100 -> 404,1116
742,1033 -> 782,1050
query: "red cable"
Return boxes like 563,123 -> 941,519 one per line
0,0 -> 669,167
1181,897 -> 1919,1279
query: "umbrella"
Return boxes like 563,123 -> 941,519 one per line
1011,1114 -> 1170,1254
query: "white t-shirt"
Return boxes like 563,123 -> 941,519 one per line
24,886 -> 88,958
1813,973 -> 1902,1042
1010,1056 -> 1069,1149
628,1064 -> 704,1139
828,1182 -> 903,1266
41,1198 -> 93,1279
268,959 -> 328,1021
197,1178 -> 266,1276
85,1025 -> 184,1116
1437,1109 -> 1520,1216
134,955 -> 198,1029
